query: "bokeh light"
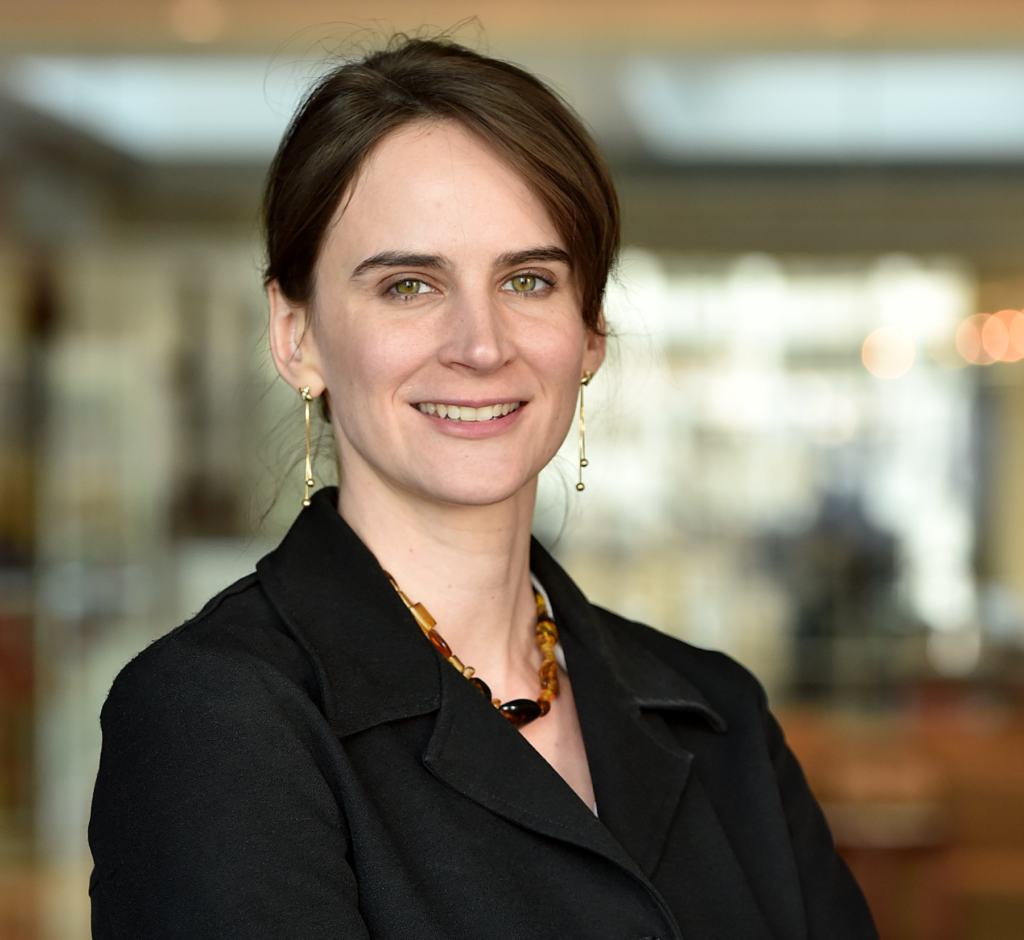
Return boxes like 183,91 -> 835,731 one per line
957,313 -> 994,364
1013,311 -> 1024,359
956,310 -> 1024,365
982,314 -> 1010,361
861,327 -> 916,379
996,309 -> 1024,362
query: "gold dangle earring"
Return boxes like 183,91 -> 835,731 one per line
300,386 -> 315,507
576,371 -> 593,492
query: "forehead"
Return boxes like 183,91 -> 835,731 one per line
324,120 -> 564,263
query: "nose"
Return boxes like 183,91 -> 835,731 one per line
437,285 -> 514,375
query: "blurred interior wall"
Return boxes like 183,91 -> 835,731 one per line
30,235 -> 296,860
0,246 -> 33,853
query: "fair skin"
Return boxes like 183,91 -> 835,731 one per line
268,120 -> 605,807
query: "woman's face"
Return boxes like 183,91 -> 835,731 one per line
272,119 -> 604,508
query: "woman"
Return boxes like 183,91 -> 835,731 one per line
89,37 -> 877,940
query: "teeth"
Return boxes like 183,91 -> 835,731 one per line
417,401 -> 521,422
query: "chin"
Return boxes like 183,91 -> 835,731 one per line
419,469 -> 536,508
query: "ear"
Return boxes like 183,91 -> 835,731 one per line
267,280 -> 326,397
582,310 -> 607,378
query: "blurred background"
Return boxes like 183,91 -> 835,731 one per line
2,1 -> 1024,937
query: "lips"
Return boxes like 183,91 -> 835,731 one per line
416,401 -> 522,422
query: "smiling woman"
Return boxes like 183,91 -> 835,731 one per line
87,35 -> 878,940
269,119 -> 602,515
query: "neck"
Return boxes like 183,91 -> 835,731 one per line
337,468 -> 542,702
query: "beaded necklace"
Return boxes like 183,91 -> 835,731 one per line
385,574 -> 559,728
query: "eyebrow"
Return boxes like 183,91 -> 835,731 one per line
350,245 -> 572,279
351,252 -> 450,278
494,247 -> 573,269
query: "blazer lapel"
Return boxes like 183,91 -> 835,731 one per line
562,629 -> 778,939
529,538 -> 727,879
423,658 -> 646,881
560,626 -> 694,877
531,541 -> 788,938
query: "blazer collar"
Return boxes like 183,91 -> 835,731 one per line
528,540 -> 727,732
258,487 -> 725,738
256,488 -> 443,738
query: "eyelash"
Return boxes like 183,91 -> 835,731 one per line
386,278 -> 436,299
384,270 -> 556,301
501,271 -> 555,294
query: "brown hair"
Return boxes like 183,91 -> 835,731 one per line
262,35 -> 619,333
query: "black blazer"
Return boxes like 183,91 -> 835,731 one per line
89,487 -> 877,940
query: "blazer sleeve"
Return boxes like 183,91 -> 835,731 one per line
763,703 -> 880,940
88,635 -> 371,940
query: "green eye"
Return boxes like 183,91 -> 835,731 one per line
394,279 -> 422,295
511,275 -> 537,292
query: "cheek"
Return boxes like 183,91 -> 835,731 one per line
528,332 -> 588,427
317,314 -> 425,401
532,317 -> 588,386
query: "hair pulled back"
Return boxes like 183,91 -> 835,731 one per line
262,35 -> 619,332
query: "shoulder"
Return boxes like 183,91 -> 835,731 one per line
102,572 -> 324,735
90,574 -> 352,904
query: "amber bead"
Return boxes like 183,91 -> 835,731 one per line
499,698 -> 543,727
410,601 -> 436,630
468,676 -> 492,701
426,629 -> 452,657
536,620 -> 557,641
